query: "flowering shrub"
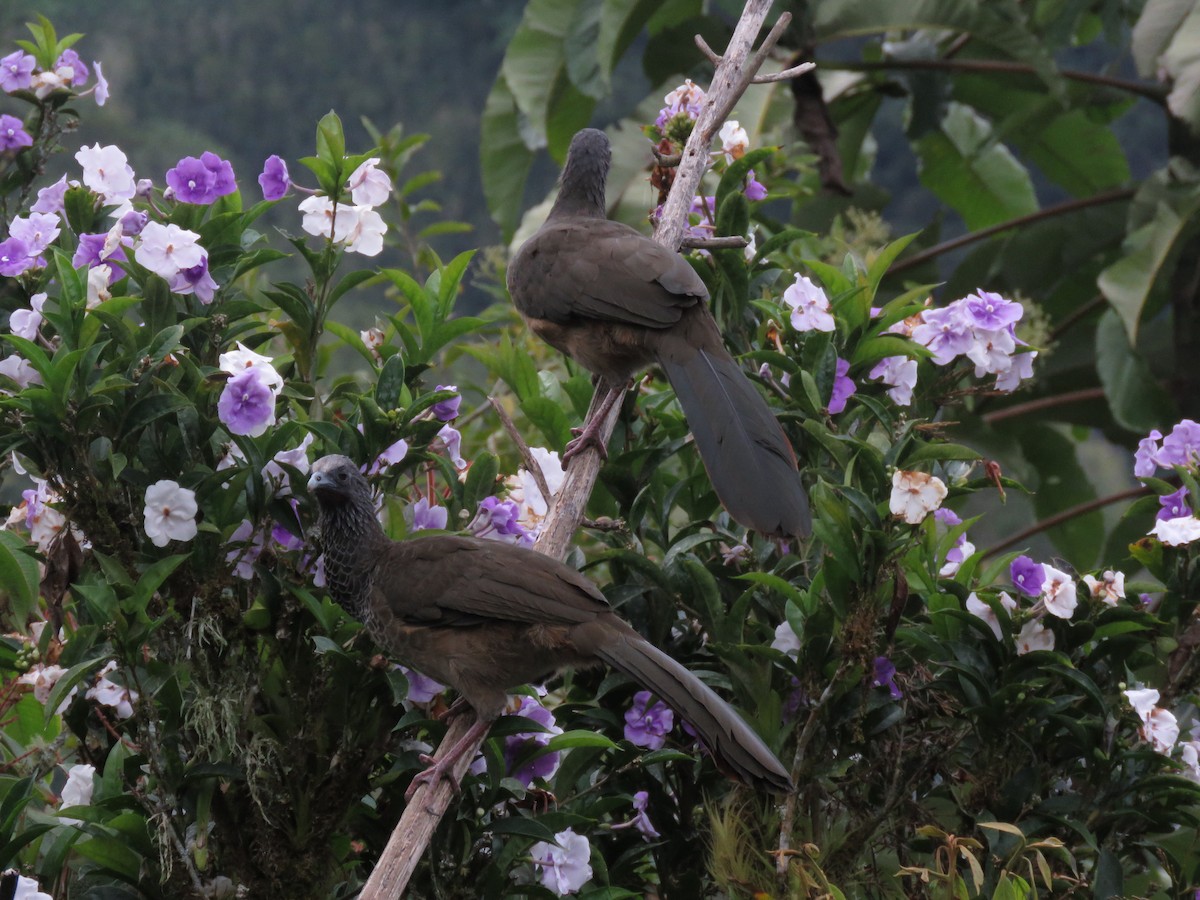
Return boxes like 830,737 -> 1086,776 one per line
0,18 -> 1198,900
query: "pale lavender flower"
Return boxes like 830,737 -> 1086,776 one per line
744,170 -> 767,201
965,591 -> 1017,640
504,695 -> 563,785
0,114 -> 32,151
271,520 -> 304,552
911,304 -> 974,365
263,436 -> 313,496
0,51 -> 36,92
1157,420 -> 1200,469
7,213 -> 58,264
347,157 -> 392,207
868,355 -> 918,406
934,508 -> 961,526
258,154 -> 290,200
963,289 -> 1023,331
367,437 -> 409,475
408,497 -> 448,532
994,348 -> 1036,392
92,60 -> 108,105
655,79 -> 706,129
0,354 -> 41,390
629,791 -> 660,840
624,690 -> 674,749
218,368 -> 276,437
398,665 -> 445,703
1010,555 -> 1045,598
9,293 -> 46,341
1134,429 -> 1162,477
135,222 -> 205,278
431,384 -> 461,421
31,175 -> 69,215
225,519 -> 263,579
437,423 -> 466,470
828,357 -> 855,414
170,258 -> 219,303
783,273 -> 835,332
531,829 -> 593,896
1159,486 -> 1190,521
53,49 -> 89,86
470,496 -> 532,545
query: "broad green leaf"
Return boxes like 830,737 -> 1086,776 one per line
916,103 -> 1039,230
480,75 -> 536,238
1094,309 -> 1176,433
0,531 -> 39,625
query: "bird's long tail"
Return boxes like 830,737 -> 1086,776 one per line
595,629 -> 793,794
655,325 -> 810,537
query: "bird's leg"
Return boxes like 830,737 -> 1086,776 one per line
435,696 -> 470,722
404,715 -> 492,802
562,380 -> 627,466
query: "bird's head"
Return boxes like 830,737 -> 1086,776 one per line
308,454 -> 367,506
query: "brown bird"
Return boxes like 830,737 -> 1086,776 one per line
507,127 -> 810,538
308,454 -> 792,796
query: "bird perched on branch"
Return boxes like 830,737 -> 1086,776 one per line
507,127 -> 810,538
308,454 -> 792,796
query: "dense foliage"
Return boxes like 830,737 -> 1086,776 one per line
0,4 -> 1198,900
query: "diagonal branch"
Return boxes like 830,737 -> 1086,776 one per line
358,3 -> 811,897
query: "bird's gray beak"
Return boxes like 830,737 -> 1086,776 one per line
307,471 -> 325,491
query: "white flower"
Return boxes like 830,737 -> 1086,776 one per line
299,195 -> 342,239
347,157 -> 393,207
74,143 -> 137,204
86,660 -> 138,719
1124,687 -> 1160,722
868,356 -> 918,406
516,447 -> 565,525
10,292 -> 47,340
888,470 -> 948,524
1015,620 -> 1054,655
135,222 -> 205,279
143,480 -> 198,547
1082,570 -> 1125,606
341,204 -> 387,256
771,620 -> 801,658
1179,740 -> 1200,781
13,874 -> 54,900
59,763 -> 96,823
18,663 -> 75,714
0,355 -> 42,391
86,263 -> 112,308
1143,707 -> 1180,754
1040,564 -> 1078,619
218,342 -> 284,392
965,591 -> 1017,640
531,828 -> 593,896
718,120 -> 749,163
1150,515 -> 1200,546
994,350 -> 1036,393
782,274 -> 835,333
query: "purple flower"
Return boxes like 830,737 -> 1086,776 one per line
872,657 -> 902,700
1158,485 -> 1191,521
0,114 -> 32,151
470,496 -> 531,545
623,690 -> 674,750
225,519 -> 264,579
963,289 -> 1023,331
868,355 -> 918,406
118,209 -> 149,237
655,79 -> 706,130
218,368 -> 277,437
629,791 -> 660,840
1135,429 -> 1163,477
934,508 -> 962,526
431,384 -> 461,422
398,665 -> 445,703
0,51 -> 36,92
911,304 -> 975,366
170,258 -> 219,303
258,154 -> 290,201
8,213 -> 59,258
1158,420 -> 1200,469
367,438 -> 409,475
744,170 -> 767,201
166,152 -> 237,204
53,49 -> 89,86
503,695 -> 563,785
828,357 -> 856,414
73,232 -> 127,282
1010,555 -> 1046,597
408,497 -> 448,532
0,237 -> 32,276
92,61 -> 108,106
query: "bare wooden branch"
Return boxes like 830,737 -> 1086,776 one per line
488,395 -> 554,513
753,61 -> 815,83
362,3 -> 803,895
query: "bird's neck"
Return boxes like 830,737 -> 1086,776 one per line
549,154 -> 609,220
317,496 -> 386,621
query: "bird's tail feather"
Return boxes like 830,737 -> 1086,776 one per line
658,340 -> 810,537
596,633 -> 793,794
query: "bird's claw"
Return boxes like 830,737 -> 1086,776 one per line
405,754 -> 463,803
562,426 -> 609,467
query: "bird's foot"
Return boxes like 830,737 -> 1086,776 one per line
562,423 -> 609,467
405,753 -> 463,802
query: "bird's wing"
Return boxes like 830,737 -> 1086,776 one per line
379,535 -> 611,629
512,219 -> 707,328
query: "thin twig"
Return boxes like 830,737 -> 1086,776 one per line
488,395 -> 554,511
980,387 -> 1107,425
981,485 -> 1149,558
888,188 -> 1135,275
681,235 -> 749,250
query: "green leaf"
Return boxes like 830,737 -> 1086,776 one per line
547,730 -> 618,750
75,835 -> 143,883
1094,309 -> 1176,433
916,102 -> 1039,230
315,110 -> 347,177
376,354 -> 405,411
0,531 -> 39,625
480,75 -> 536,239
